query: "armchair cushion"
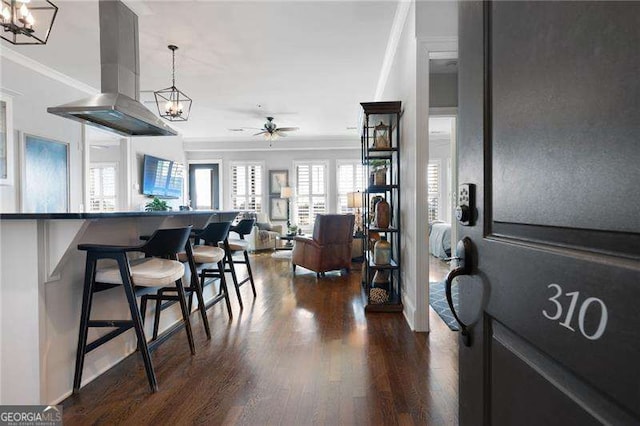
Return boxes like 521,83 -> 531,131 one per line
245,213 -> 283,251
292,214 -> 354,274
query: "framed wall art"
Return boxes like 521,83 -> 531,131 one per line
0,95 -> 14,186
21,133 -> 69,213
269,170 -> 288,195
270,197 -> 288,221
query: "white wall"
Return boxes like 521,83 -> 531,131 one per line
380,2 -> 421,329
430,73 -> 458,108
0,58 -> 85,213
416,0 -> 458,40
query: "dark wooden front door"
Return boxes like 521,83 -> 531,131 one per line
457,2 -> 640,424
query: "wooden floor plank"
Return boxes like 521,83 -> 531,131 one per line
62,253 -> 458,425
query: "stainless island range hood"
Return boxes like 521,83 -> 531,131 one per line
48,0 -> 177,137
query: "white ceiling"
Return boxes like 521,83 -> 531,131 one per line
5,0 -> 398,141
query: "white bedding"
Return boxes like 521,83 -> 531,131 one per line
429,222 -> 451,259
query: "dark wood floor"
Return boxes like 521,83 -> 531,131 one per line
62,253 -> 458,425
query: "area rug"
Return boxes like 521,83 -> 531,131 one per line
429,281 -> 459,331
271,250 -> 292,260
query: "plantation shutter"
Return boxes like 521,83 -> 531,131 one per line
231,163 -> 262,211
427,161 -> 440,222
337,162 -> 365,213
89,163 -> 117,212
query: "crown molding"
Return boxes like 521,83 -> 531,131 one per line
0,47 -> 98,95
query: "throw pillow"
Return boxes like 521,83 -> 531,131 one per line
256,222 -> 273,231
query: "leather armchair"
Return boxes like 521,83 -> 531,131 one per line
292,214 -> 355,275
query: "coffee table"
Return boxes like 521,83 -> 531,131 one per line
276,234 -> 296,250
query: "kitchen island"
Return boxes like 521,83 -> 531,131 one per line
0,210 -> 240,405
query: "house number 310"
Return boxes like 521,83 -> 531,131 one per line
542,283 -> 608,340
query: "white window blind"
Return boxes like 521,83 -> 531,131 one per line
337,161 -> 365,213
89,163 -> 117,212
428,161 -> 440,222
230,163 -> 262,212
295,162 -> 327,228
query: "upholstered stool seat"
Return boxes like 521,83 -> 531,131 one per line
96,258 -> 184,287
219,238 -> 249,252
178,246 -> 226,264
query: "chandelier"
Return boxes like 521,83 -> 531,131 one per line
0,0 -> 58,45
154,45 -> 192,122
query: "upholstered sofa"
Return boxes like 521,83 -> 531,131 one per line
247,213 -> 284,251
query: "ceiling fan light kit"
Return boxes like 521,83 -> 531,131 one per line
0,0 -> 58,45
154,44 -> 192,122
252,116 -> 299,145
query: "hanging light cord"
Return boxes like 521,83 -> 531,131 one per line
171,47 -> 176,88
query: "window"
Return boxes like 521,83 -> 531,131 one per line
428,161 -> 440,222
89,163 -> 117,212
230,162 -> 263,212
295,162 -> 327,228
337,161 -> 365,213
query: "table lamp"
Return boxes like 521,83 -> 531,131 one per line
347,191 -> 363,234
280,186 -> 293,230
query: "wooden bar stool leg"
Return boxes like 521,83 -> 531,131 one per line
185,245 -> 211,339
243,250 -> 257,297
218,260 -> 233,317
224,240 -> 243,309
140,296 -> 148,324
73,253 -> 97,393
174,278 -> 196,355
152,297 -> 162,340
116,255 -> 157,392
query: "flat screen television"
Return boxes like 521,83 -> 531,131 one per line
142,154 -> 184,199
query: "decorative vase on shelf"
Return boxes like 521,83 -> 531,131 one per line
373,237 -> 391,265
374,198 -> 390,229
374,168 -> 387,186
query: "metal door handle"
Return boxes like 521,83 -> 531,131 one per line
445,237 -> 473,347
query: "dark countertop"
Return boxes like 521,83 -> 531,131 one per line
0,210 -> 242,220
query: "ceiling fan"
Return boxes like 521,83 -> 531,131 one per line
251,117 -> 299,141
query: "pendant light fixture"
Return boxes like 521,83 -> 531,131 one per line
154,44 -> 192,122
0,0 -> 58,45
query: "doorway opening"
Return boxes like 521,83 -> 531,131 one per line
189,163 -> 220,210
427,53 -> 458,332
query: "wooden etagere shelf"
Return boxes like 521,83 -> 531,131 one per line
360,101 -> 403,313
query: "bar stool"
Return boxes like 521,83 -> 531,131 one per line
171,222 -> 233,323
219,218 -> 257,309
140,229 -> 214,342
74,226 -> 194,393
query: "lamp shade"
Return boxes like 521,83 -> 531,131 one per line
280,186 -> 293,198
347,191 -> 363,209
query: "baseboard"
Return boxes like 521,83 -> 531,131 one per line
402,295 -> 417,331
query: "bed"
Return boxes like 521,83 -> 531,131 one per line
429,221 -> 451,259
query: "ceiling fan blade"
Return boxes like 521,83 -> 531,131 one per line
274,130 -> 287,137
253,131 -> 267,136
276,127 -> 299,132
